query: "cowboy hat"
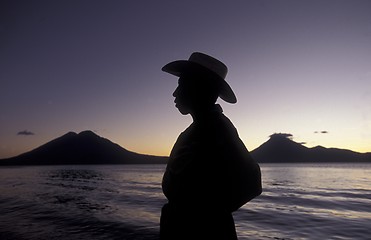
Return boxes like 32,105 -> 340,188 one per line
162,52 -> 237,104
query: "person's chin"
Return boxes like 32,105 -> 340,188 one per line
176,105 -> 190,115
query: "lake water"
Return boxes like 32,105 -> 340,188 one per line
0,163 -> 370,240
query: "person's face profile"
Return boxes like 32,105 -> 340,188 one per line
172,74 -> 219,116
173,77 -> 194,115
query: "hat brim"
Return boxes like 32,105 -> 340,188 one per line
162,60 -> 237,104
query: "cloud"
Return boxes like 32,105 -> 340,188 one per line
270,133 -> 293,139
314,131 -> 329,134
17,130 -> 35,136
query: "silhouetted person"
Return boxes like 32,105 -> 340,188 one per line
160,52 -> 262,240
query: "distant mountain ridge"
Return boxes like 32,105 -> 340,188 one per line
250,133 -> 371,163
1,131 -> 370,165
0,131 -> 168,165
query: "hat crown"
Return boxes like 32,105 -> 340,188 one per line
188,52 -> 228,80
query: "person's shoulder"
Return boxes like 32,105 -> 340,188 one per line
177,123 -> 195,140
215,112 -> 236,129
219,112 -> 234,126
207,112 -> 239,139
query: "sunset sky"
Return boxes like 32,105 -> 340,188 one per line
1,0 -> 371,159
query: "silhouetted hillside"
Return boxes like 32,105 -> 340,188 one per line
251,133 -> 371,163
1,131 -> 370,165
0,131 -> 168,165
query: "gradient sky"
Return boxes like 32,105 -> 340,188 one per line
1,0 -> 371,159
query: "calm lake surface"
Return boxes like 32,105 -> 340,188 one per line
1,163 -> 370,240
